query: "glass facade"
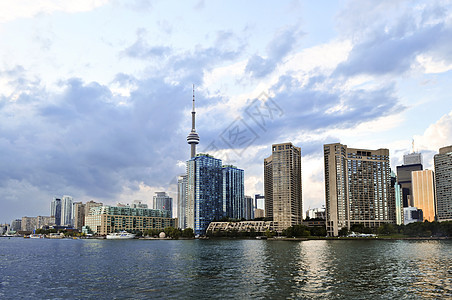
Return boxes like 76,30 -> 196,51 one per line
50,197 -> 61,226
187,154 -> 223,236
396,164 -> 423,207
411,170 -> 436,222
61,195 -> 73,226
222,165 -> 245,219
153,192 -> 173,217
177,175 -> 187,229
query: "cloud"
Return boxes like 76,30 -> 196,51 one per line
0,0 -> 109,23
335,0 -> 452,76
415,110 -> 452,153
123,36 -> 172,59
245,26 -> 305,78
0,75 -> 195,213
122,31 -> 244,85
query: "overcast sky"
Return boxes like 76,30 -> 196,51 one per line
1,0 -> 452,222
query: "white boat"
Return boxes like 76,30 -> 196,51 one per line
106,231 -> 136,240
29,234 -> 44,239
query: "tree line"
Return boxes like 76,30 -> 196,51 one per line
339,221 -> 452,237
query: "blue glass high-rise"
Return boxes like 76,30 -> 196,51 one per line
222,165 -> 245,219
186,154 -> 223,236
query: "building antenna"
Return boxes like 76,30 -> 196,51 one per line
412,139 -> 415,153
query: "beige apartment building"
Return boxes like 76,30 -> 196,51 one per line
324,143 -> 394,236
411,170 -> 436,222
85,205 -> 177,235
264,142 -> 302,232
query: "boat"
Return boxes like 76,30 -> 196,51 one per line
29,234 -> 44,239
106,231 -> 136,240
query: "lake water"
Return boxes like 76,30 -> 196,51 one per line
0,238 -> 451,299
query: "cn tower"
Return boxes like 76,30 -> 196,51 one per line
186,85 -> 200,158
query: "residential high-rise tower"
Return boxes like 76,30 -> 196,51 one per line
61,195 -> 73,226
153,192 -> 173,217
50,197 -> 62,226
264,142 -> 302,232
324,143 -> 394,236
186,154 -> 223,236
434,145 -> 452,221
222,165 -> 245,219
177,174 -> 187,229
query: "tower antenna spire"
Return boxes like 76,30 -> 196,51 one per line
192,84 -> 195,112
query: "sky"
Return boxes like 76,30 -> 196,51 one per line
1,0 -> 452,222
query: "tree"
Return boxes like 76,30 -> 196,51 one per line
164,227 -> 181,239
338,227 -> 349,237
264,229 -> 275,238
181,228 -> 194,238
377,223 -> 395,235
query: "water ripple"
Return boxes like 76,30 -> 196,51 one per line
0,238 -> 450,299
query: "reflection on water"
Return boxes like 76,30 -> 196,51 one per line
0,238 -> 450,299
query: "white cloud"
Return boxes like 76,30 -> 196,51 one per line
0,0 -> 109,23
414,110 -> 452,152
416,54 -> 452,74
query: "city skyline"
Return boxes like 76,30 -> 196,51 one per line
1,1 -> 452,221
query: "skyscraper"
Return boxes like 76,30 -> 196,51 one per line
254,194 -> 265,211
264,142 -> 302,232
186,154 -> 223,236
186,85 -> 200,159
50,197 -> 62,226
72,202 -> 86,230
434,145 -> 452,221
324,143 -> 394,236
391,172 -> 403,225
61,195 -> 73,226
177,174 -> 187,229
222,165 -> 245,219
389,172 -> 401,225
244,195 -> 254,220
411,169 -> 436,222
153,192 -> 173,217
397,152 -> 423,207
403,152 -> 422,165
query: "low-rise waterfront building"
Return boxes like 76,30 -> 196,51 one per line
21,216 -> 55,231
207,221 -> 276,233
305,207 -> 325,220
302,220 -> 326,228
84,205 -> 177,235
403,207 -> 423,225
